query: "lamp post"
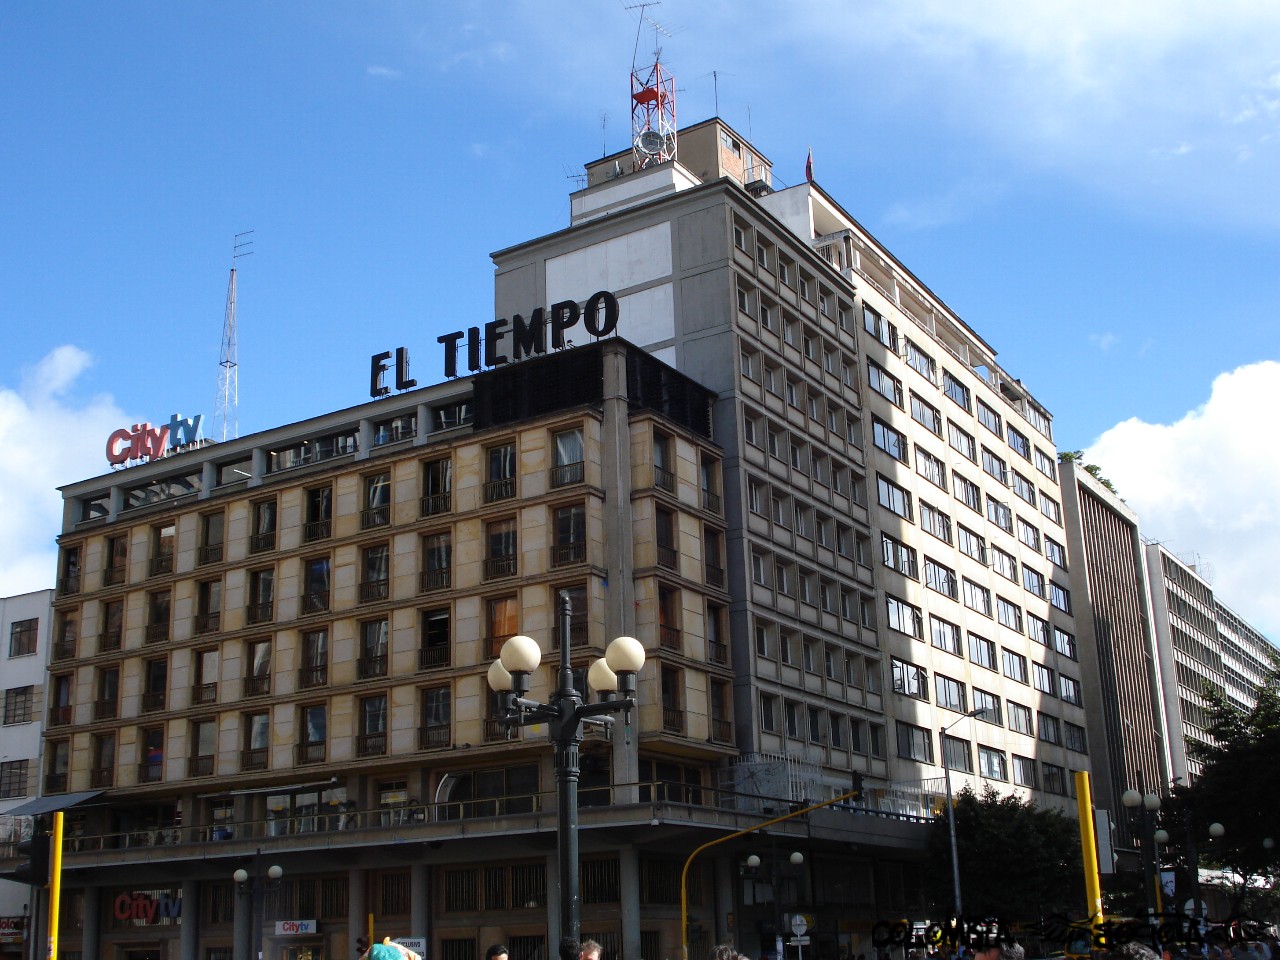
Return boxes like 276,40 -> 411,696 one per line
940,707 -> 987,918
1187,820 -> 1224,924
745,849 -> 804,960
233,851 -> 283,960
485,591 -> 645,951
1121,786 -> 1163,921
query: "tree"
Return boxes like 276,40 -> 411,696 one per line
1058,450 -> 1118,493
925,784 -> 1086,922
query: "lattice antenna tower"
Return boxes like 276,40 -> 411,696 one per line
216,231 -> 253,442
625,2 -> 676,170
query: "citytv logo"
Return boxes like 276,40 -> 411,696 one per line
106,413 -> 204,466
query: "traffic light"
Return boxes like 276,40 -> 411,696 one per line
13,818 -> 52,887
849,771 -> 864,803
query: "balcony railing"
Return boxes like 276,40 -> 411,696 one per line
295,742 -> 326,765
53,638 -> 76,661
702,490 -> 723,514
711,718 -> 733,743
361,506 -> 390,529
198,543 -> 224,565
483,556 -> 516,581
187,756 -> 215,778
357,656 -> 387,680
97,630 -> 122,654
103,566 -> 126,587
653,466 -> 675,493
483,718 -> 511,743
656,545 -> 678,570
662,706 -> 685,734
192,683 -> 218,705
243,675 -> 270,697
240,748 -> 268,772
483,478 -> 515,503
550,542 -> 586,567
48,705 -> 72,727
89,767 -> 114,789
145,622 -> 170,644
58,575 -> 81,596
302,519 -> 332,543
246,601 -> 274,624
137,762 -> 163,784
93,698 -> 118,721
356,732 -> 387,757
149,555 -> 174,577
194,612 -> 221,634
44,773 -> 68,794
297,664 -> 327,689
659,625 -> 682,651
708,640 -> 728,665
418,646 -> 448,670
569,621 -> 587,647
550,461 -> 584,488
705,563 -> 725,589
419,493 -> 451,518
141,691 -> 166,713
419,569 -> 450,593
418,725 -> 450,750
249,531 -> 276,554
300,592 -> 329,615
359,580 -> 389,603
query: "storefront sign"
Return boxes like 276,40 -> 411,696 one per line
112,891 -> 182,923
275,920 -> 317,935
0,916 -> 24,944
105,413 -> 205,466
394,938 -> 427,955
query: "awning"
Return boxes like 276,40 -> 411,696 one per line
2,791 -> 103,818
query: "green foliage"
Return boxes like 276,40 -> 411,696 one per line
1057,450 -> 1118,492
925,785 -> 1086,922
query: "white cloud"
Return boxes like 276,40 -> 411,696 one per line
1085,360 -> 1280,639
366,65 -> 401,79
1088,332 -> 1118,352
0,347 -> 126,596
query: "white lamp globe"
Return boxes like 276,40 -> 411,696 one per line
501,635 -> 542,673
1121,789 -> 1142,809
267,865 -> 283,880
746,854 -> 761,868
605,635 -> 646,673
486,659 -> 513,693
1143,793 -> 1161,812
1154,829 -> 1170,844
1209,822 -> 1225,839
588,659 -> 618,693
233,869 -> 249,884
789,851 -> 804,865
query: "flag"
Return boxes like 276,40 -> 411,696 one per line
805,147 -> 813,183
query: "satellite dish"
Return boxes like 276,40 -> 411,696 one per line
637,130 -> 665,156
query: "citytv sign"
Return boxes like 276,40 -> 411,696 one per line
105,413 -> 204,466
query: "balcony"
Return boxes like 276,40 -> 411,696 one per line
198,543 -> 224,565
483,556 -> 517,581
653,466 -> 675,493
705,563 -> 725,589
302,520 -> 331,543
300,592 -> 329,615
58,575 -> 81,596
550,542 -> 586,568
550,461 -> 584,488
357,656 -> 387,680
356,732 -> 387,758
483,478 -> 515,503
93,698 -> 118,721
662,706 -> 685,734
418,725 -> 450,750
240,748 -> 268,772
418,646 -> 448,671
145,622 -> 170,644
242,675 -> 270,697
103,566 -> 126,588
52,637 -> 76,661
141,691 -> 166,713
483,718 -> 511,743
48,705 -> 72,727
295,742 -> 326,765
485,634 -> 515,659
194,612 -> 221,634
137,762 -> 163,784
656,545 -> 678,570
97,630 -> 122,654
360,506 -> 390,529
359,580 -> 389,604
659,625 -> 681,651
419,569 -> 450,593
191,683 -> 217,705
44,773 -> 68,794
711,718 -> 733,743
247,601 -> 274,625
702,490 -> 723,514
298,664 -> 327,689
89,767 -> 114,789
419,493 -> 451,518
249,531 -> 276,554
708,639 -> 728,666
569,621 -> 587,647
187,756 -> 215,778
149,555 -> 174,577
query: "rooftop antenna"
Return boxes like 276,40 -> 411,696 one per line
215,231 -> 253,442
625,2 -> 676,171
601,111 -> 609,157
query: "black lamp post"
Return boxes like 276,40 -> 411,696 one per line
485,592 -> 645,950
233,850 -> 283,960
940,707 -> 988,918
1121,786 -> 1162,921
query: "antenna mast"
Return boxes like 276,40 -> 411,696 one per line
216,231 -> 253,442
626,2 -> 676,170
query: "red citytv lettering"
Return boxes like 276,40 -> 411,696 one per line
111,892 -> 182,924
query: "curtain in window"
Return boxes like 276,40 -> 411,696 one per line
304,707 -> 326,744
256,501 -> 277,535
252,643 -> 271,678
362,620 -> 389,658
555,430 -> 583,467
365,546 -> 389,582
366,474 -> 390,508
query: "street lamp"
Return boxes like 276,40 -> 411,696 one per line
940,707 -> 987,918
1122,787 -> 1162,920
233,853 -> 283,960
485,591 -> 645,952
745,849 -> 805,960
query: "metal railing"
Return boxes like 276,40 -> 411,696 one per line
483,556 -> 516,580
246,601 -> 274,624
198,543 -> 224,565
302,520 -> 331,542
149,555 -> 174,577
653,466 -> 675,493
300,592 -> 329,614
358,580 -> 389,603
419,493 -> 451,517
550,542 -> 586,567
418,646 -> 448,670
483,478 -> 515,503
550,461 -> 585,488
249,531 -> 276,554
419,569 -> 450,592
145,622 -> 169,644
360,506 -> 390,529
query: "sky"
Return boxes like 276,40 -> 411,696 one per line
2,1 -> 1278,639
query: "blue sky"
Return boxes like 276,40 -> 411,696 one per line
2,1 -> 1278,638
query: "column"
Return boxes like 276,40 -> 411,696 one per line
410,863 -> 428,942
232,882 -> 251,960
619,846 -> 641,960
348,868 -> 367,959
180,879 -> 199,960
81,887 -> 101,960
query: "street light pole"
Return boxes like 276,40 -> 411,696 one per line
233,851 -> 283,960
941,707 -> 987,918
486,592 -> 645,951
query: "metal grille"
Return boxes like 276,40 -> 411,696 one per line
319,877 -> 348,918
440,940 -> 477,960
509,935 -> 546,960
379,871 -> 410,916
441,868 -> 477,911
581,857 -> 620,904
511,862 -> 545,908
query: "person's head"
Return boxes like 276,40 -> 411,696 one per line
975,942 -> 1023,960
580,941 -> 603,960
711,946 -> 740,960
559,940 -> 581,960
486,946 -> 509,960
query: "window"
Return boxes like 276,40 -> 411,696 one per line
942,734 -> 973,773
1053,627 -> 1077,660
977,398 -> 1001,435
485,443 -> 517,502
1002,649 -> 1028,684
142,658 -> 167,711
885,595 -> 923,638
1017,518 -> 1041,553
896,722 -> 934,763
1035,448 -> 1058,481
1040,492 -> 1062,524
1021,565 -> 1046,598
246,569 -> 274,623
979,746 -> 1008,781
299,704 -> 327,763
303,487 -> 333,541
190,719 -> 216,776
1026,613 -> 1050,647
300,629 -> 327,688
991,546 -> 1017,582
969,633 -> 996,670
930,616 -> 961,656
987,497 -> 1013,533
151,523 -> 176,574
1043,763 -> 1068,795
972,689 -> 1001,725
91,732 -> 116,786
420,608 -> 450,670
421,531 -> 452,590
421,458 -> 453,516
867,361 -> 903,406
245,639 -> 271,696
920,501 -> 952,544
1007,701 -> 1033,735
358,695 -> 388,756
947,422 -> 976,462
981,447 -> 1008,485
1007,425 -> 1031,460
1032,662 -> 1056,695
1049,581 -> 1072,613
953,473 -> 981,512
740,348 -> 758,380
1011,471 -> 1036,505
359,620 -> 389,679
864,306 -> 898,350
0,759 -> 29,799
877,475 -> 912,520
997,596 -> 1023,632
807,706 -> 824,743
9,618 -> 38,658
957,526 -> 987,564
486,596 -> 519,648
1045,536 -> 1067,569
872,418 -> 909,462
915,447 -> 946,488
905,340 -> 937,383
881,533 -> 918,578
359,544 -> 390,602
1059,675 -> 1083,706
759,694 -> 778,734
1038,712 -> 1062,745
1064,722 -> 1088,753
751,552 -> 769,586
935,674 -> 967,713
3,687 -> 33,725
962,579 -> 992,616
485,519 -> 517,579
362,472 -> 391,528
196,579 -> 223,632
942,370 -> 971,411
910,394 -> 943,437
784,701 -> 801,739
302,557 -> 331,613
1012,755 -> 1038,788
924,558 -> 958,599
421,685 -> 452,748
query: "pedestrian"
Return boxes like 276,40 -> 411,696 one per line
486,946 -> 509,960
580,941 -> 603,960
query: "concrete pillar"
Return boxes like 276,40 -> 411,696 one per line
413,404 -> 431,446
81,887 -> 101,960
348,868 -> 367,959
356,420 -> 374,461
200,462 -> 217,499
250,448 -> 267,487
410,863 -> 428,941
232,882 -> 251,960
619,845 -> 641,960
180,878 -> 199,960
